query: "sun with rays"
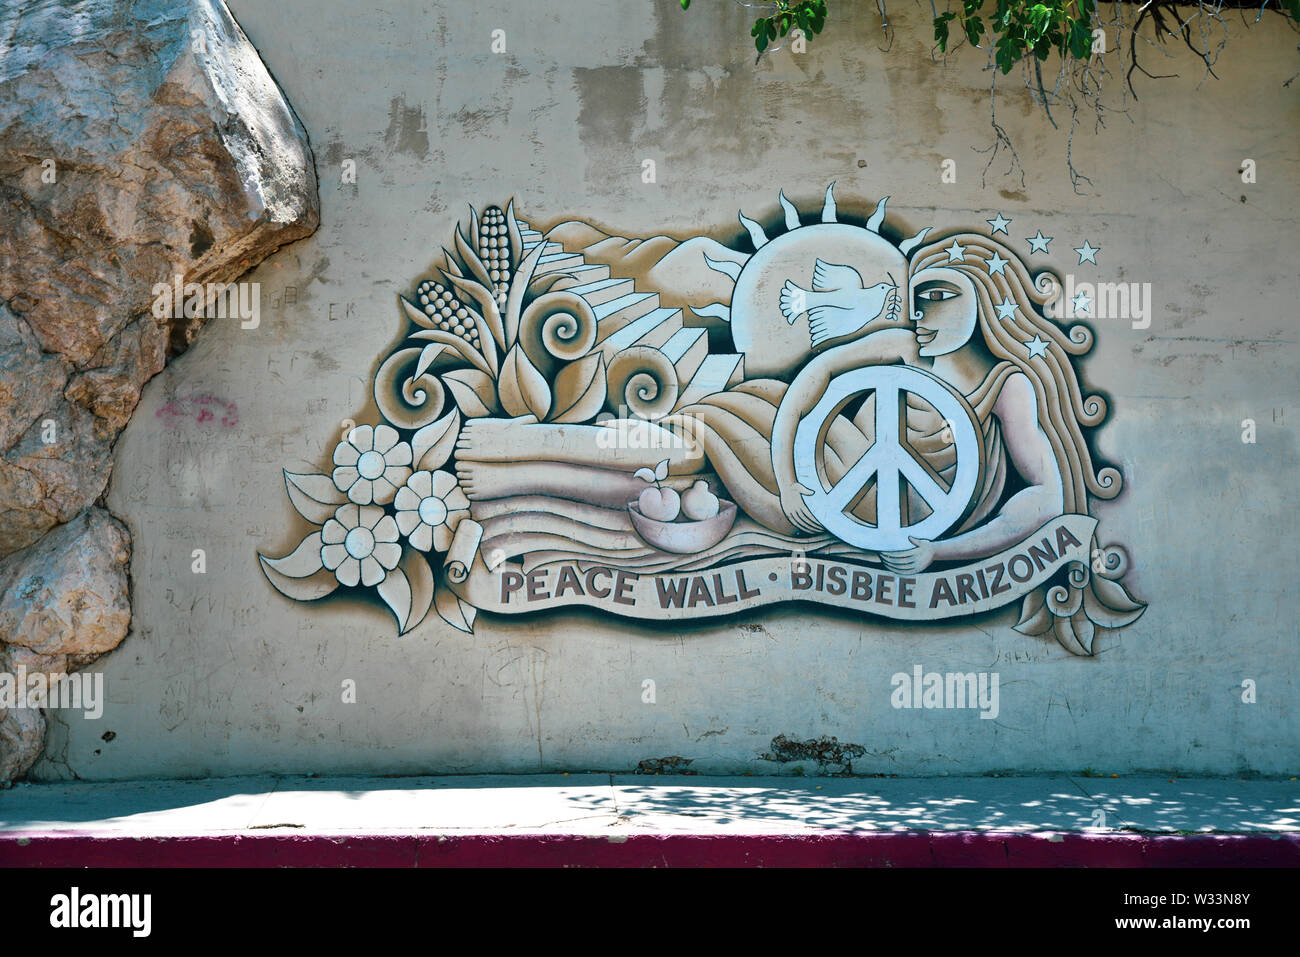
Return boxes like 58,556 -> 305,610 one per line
695,185 -> 932,379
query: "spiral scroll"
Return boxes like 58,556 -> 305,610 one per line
517,291 -> 598,373
605,345 -> 679,421
374,347 -> 448,430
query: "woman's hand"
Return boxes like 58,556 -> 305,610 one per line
881,537 -> 936,574
780,482 -> 823,535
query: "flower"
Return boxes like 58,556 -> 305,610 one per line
394,469 -> 470,552
332,424 -> 412,505
320,503 -> 401,586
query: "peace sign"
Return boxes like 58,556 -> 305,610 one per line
792,365 -> 984,551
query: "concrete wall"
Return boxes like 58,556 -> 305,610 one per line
36,0 -> 1298,779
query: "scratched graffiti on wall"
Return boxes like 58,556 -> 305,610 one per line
259,189 -> 1145,655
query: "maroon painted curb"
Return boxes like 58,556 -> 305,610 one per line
2,831 -> 1296,867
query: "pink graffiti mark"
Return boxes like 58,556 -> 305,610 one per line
156,395 -> 239,428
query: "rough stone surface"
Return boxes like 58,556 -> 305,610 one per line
0,0 -> 320,780
0,508 -> 131,658
0,0 -> 320,557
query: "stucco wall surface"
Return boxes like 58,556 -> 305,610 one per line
37,1 -> 1298,780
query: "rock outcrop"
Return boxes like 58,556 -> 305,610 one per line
0,0 -> 320,780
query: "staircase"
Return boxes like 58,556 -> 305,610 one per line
518,221 -> 744,414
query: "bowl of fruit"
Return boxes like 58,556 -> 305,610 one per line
628,460 -> 737,554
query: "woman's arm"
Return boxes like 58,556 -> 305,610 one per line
771,328 -> 916,532
882,372 -> 1064,571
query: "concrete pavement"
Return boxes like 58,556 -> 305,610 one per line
2,774 -> 1296,866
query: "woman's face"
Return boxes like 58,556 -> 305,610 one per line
909,266 -> 978,357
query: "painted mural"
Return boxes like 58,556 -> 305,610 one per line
259,188 -> 1145,656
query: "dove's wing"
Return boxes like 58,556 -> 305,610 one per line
812,259 -> 864,292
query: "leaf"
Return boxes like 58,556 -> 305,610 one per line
654,458 -> 669,482
442,368 -> 499,418
498,344 -> 551,420
415,343 -> 454,379
441,247 -> 463,279
412,408 -> 461,471
434,578 -> 476,633
503,234 -> 550,349
408,328 -> 493,377
400,295 -> 437,331
549,353 -> 606,424
283,471 -> 345,525
260,532 -> 325,579
378,566 -> 413,633
504,198 -> 523,275
634,468 -> 655,484
455,223 -> 494,289
259,560 -> 339,602
1053,609 -> 1096,657
399,550 -> 436,634
1012,587 -> 1054,636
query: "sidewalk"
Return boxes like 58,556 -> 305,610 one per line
2,774 -> 1296,866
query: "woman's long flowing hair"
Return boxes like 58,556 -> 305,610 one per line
909,233 -> 1120,513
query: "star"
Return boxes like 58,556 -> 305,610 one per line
1074,240 -> 1100,265
987,212 -> 1012,235
985,251 -> 1009,276
995,297 -> 1018,321
1025,335 -> 1050,359
1026,231 -> 1052,254
944,239 -> 966,263
1072,291 -> 1092,314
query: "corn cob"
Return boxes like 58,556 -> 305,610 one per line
477,205 -> 511,308
415,279 -> 481,349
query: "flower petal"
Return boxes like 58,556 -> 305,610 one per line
372,475 -> 399,505
333,442 -> 360,467
347,479 -> 374,505
373,514 -> 400,543
409,470 -> 433,498
373,424 -> 399,454
384,465 -> 412,489
360,555 -> 386,586
332,466 -> 359,493
348,424 -> 375,452
386,441 -> 412,467
444,488 -> 469,511
396,510 -> 421,536
433,523 -> 452,553
321,518 -> 347,544
432,469 -> 456,498
334,503 -> 359,528
358,504 -> 385,530
409,523 -> 433,552
394,486 -> 420,511
336,556 -> 361,586
372,542 -> 402,570
321,543 -> 348,570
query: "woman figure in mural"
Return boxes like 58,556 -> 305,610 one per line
668,233 -> 1119,572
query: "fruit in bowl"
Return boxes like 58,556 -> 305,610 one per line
638,485 -> 681,522
681,480 -> 720,520
628,461 -> 736,554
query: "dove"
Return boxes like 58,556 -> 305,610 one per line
779,259 -> 900,350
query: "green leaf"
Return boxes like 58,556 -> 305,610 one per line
965,15 -> 985,46
756,29 -> 768,53
680,0 -> 690,9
